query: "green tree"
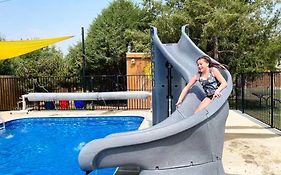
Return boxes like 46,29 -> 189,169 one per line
66,0 -> 281,76
125,0 -> 162,53
0,60 -> 14,75
148,0 -> 281,75
125,0 -> 189,48
183,0 -> 281,74
0,36 -> 14,75
65,0 -> 155,76
84,0 -> 146,75
64,42 -> 84,77
12,46 -> 65,77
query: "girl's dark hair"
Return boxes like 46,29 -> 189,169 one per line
197,55 -> 227,70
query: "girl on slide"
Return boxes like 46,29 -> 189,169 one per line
176,55 -> 228,113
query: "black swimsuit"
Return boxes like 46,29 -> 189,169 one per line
199,70 -> 219,99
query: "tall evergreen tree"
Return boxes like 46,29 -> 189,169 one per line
85,0 -> 145,75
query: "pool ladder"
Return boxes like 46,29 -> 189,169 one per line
0,116 -> 5,130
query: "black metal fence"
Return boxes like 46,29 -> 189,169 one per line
235,72 -> 281,130
0,75 -> 152,111
3,73 -> 280,130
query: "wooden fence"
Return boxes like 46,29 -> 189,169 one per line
0,76 -> 21,110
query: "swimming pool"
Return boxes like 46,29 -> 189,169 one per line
0,116 -> 144,175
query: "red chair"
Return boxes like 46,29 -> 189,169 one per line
59,100 -> 69,109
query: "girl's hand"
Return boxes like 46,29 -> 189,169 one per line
213,89 -> 221,99
176,100 -> 182,108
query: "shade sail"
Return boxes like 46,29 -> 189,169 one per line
0,36 -> 73,60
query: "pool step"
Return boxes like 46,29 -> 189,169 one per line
114,167 -> 140,175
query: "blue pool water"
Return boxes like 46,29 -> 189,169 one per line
0,116 -> 143,175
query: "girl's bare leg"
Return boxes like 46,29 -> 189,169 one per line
195,97 -> 212,113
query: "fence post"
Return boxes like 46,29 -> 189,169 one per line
241,73 -> 245,113
90,76 -> 94,110
270,72 -> 274,128
235,75 -> 238,110
117,75 -> 120,110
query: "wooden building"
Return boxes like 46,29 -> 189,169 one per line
126,53 -> 152,109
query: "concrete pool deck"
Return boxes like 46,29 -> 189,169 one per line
224,110 -> 281,175
0,109 -> 280,175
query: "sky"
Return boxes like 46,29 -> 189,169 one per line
0,0 -> 142,55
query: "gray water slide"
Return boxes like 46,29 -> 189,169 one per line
78,25 -> 233,175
